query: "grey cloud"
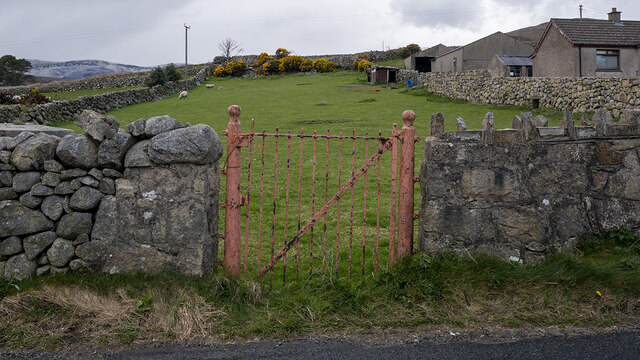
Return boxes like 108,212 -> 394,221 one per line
388,1 -> 490,29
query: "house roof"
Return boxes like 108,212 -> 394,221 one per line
412,44 -> 459,58
434,32 -> 533,60
497,55 -> 532,66
550,18 -> 640,47
531,18 -> 640,58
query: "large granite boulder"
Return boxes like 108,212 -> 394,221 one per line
75,110 -> 118,142
0,236 -> 22,256
56,134 -> 99,170
47,238 -> 75,267
98,131 -> 136,170
148,125 -> 223,165
124,140 -> 152,168
88,163 -> 220,276
144,115 -> 183,137
12,171 -> 41,193
23,231 -> 56,260
4,254 -> 37,281
56,212 -> 93,240
10,133 -> 60,171
69,186 -> 104,211
0,200 -> 54,237
41,195 -> 66,220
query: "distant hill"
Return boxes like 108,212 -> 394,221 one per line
26,59 -> 155,81
507,22 -> 549,48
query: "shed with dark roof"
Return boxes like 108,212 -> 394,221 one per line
531,8 -> 640,77
489,55 -> 533,77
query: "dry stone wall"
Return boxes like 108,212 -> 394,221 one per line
419,108 -> 640,263
0,64 -> 215,125
0,64 -> 210,95
1,73 -> 149,96
421,71 -> 640,117
0,110 -> 222,280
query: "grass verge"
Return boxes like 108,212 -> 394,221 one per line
1,228 -> 639,351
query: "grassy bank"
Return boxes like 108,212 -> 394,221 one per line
1,228 -> 639,351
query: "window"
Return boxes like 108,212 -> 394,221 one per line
526,66 -> 533,77
509,66 -> 521,77
596,49 -> 619,70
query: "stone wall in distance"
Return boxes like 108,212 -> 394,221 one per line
421,70 -> 640,117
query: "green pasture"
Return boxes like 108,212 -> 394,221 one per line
50,71 -> 564,283
53,71 -> 561,135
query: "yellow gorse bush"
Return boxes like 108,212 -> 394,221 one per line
358,59 -> 371,72
252,53 -> 274,67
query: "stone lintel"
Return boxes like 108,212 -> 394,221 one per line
441,130 -> 482,142
576,127 -> 597,139
537,127 -> 566,140
606,124 -> 637,137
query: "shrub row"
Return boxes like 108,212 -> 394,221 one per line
214,48 -> 338,77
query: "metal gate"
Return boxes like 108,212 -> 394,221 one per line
221,105 -> 418,283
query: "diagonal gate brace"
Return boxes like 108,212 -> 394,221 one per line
258,138 -> 394,277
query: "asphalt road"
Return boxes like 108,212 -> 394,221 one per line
2,329 -> 639,359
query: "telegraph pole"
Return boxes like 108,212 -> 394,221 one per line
184,23 -> 191,66
579,5 -> 583,18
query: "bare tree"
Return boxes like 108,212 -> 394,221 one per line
218,38 -> 243,61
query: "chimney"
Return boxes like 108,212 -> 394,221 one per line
608,8 -> 621,23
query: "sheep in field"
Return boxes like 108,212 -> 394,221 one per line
205,84 -> 215,89
178,91 -> 188,99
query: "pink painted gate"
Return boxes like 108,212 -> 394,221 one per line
221,105 -> 418,283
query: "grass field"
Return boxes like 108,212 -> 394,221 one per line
49,71 -> 565,283
52,71 -> 562,135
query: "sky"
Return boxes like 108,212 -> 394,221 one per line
1,1 -> 638,67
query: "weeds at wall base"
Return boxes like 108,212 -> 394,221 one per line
1,229 -> 639,350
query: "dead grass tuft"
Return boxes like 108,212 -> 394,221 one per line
146,288 -> 226,341
1,285 -> 134,323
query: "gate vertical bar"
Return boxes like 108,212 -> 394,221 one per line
223,105 -> 242,276
322,129 -> 330,276
242,119 -> 255,275
397,110 -> 416,259
270,128 -> 279,286
296,129 -> 304,281
283,131 -> 292,283
334,132 -> 343,275
388,124 -> 398,267
309,131 -> 318,278
375,130 -> 382,273
361,134 -> 369,276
